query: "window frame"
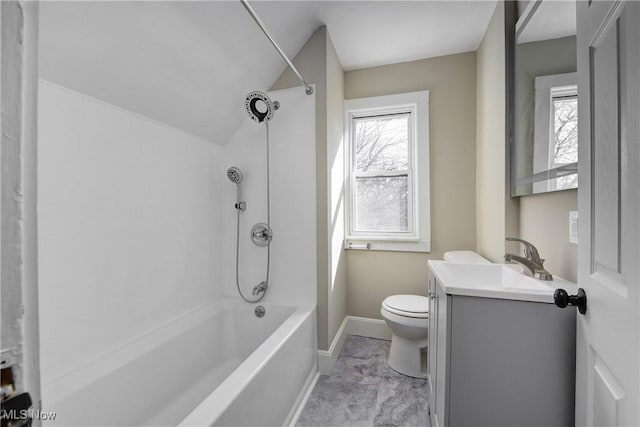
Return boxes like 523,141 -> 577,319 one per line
350,110 -> 415,238
344,91 -> 430,252
548,88 -> 578,169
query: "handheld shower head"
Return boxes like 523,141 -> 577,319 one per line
227,167 -> 245,210
227,166 -> 243,184
245,91 -> 278,123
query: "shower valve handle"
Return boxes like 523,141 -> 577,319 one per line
253,229 -> 268,238
251,223 -> 272,247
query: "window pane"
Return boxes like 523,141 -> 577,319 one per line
552,97 -> 578,165
355,176 -> 408,232
354,115 -> 409,172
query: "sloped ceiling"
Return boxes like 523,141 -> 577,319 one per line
39,1 -> 497,145
517,1 -> 576,44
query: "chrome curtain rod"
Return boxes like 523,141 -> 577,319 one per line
240,0 -> 314,95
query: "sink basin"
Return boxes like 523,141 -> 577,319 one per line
501,265 -> 556,291
428,261 -> 576,303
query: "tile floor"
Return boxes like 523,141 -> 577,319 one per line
296,335 -> 431,427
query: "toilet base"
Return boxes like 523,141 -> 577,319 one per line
388,334 -> 428,378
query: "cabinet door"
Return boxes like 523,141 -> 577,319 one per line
427,274 -> 438,411
434,280 -> 449,427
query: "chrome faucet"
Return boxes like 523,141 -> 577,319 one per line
504,237 -> 553,281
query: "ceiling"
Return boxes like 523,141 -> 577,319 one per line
39,1 -> 497,145
517,1 -> 576,44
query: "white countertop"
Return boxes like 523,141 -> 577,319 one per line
428,260 -> 578,303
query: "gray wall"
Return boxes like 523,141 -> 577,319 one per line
272,9 -> 577,342
519,190 -> 577,281
326,34 -> 347,347
344,52 -> 478,320
476,0 -> 519,263
513,36 -> 578,282
271,26 -> 347,351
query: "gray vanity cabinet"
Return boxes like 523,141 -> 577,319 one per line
427,271 -> 576,427
427,274 -> 450,427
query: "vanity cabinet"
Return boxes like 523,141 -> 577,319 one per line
427,270 -> 576,427
427,274 -> 449,427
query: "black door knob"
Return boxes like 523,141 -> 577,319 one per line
554,288 -> 587,315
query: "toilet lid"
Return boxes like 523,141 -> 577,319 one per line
382,295 -> 429,318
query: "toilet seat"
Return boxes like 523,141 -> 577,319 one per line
382,295 -> 429,318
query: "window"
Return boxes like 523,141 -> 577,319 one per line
344,91 -> 430,252
549,86 -> 578,189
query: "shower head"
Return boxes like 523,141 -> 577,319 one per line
227,166 -> 243,185
227,167 -> 246,210
245,91 -> 278,123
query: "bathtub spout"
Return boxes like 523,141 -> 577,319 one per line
252,281 -> 268,296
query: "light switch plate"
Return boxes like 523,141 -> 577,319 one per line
569,211 -> 578,244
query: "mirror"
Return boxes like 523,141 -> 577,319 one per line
512,0 -> 577,196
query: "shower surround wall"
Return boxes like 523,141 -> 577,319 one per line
222,87 -> 317,306
37,81 -> 225,402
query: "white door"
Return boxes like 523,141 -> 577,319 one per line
0,0 -> 41,421
575,1 -> 640,425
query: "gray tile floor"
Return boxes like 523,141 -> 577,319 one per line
296,335 -> 431,427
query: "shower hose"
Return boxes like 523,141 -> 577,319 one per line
235,123 -> 270,303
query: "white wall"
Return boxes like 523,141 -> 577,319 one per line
37,81 -> 225,392
222,87 -> 316,306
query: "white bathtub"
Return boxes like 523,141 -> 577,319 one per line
44,299 -> 317,426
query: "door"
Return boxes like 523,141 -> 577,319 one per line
0,1 -> 41,424
576,1 -> 640,425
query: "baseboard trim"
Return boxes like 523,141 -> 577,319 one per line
317,316 -> 349,375
317,316 -> 391,375
345,316 -> 392,341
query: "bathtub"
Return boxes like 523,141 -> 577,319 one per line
43,299 -> 317,426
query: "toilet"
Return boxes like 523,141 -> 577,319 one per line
380,250 -> 490,378
381,294 -> 429,378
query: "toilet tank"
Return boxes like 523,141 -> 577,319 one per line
443,250 -> 490,264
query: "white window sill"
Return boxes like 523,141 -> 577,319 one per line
344,239 -> 431,253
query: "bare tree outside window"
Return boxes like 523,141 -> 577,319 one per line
551,96 -> 578,189
353,115 -> 410,232
355,116 -> 408,172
